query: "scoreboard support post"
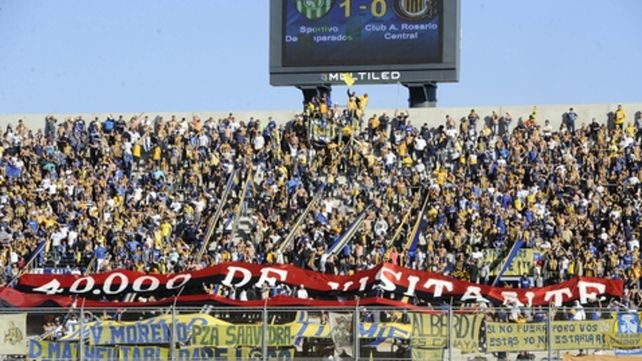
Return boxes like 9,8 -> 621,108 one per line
404,83 -> 438,108
297,85 -> 332,107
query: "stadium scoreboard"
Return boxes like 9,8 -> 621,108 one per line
269,0 -> 460,87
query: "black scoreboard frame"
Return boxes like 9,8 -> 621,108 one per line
269,0 -> 460,87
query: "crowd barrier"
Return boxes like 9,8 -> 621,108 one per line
2,305 -> 642,361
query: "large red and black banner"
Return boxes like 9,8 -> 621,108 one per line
11,262 -> 623,308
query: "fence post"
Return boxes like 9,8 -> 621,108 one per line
547,304 -> 553,361
448,302 -> 453,361
262,303 -> 268,361
78,303 -> 84,361
170,304 -> 177,361
354,304 -> 360,361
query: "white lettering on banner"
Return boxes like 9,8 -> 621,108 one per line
578,281 -> 606,304
327,277 -> 370,292
423,279 -> 453,298
404,275 -> 420,296
254,268 -> 288,288
221,266 -> 252,288
461,286 -> 489,303
501,292 -> 524,307
132,275 -> 160,293
525,292 -> 535,307
342,281 -> 353,291
70,276 -> 95,293
545,288 -> 573,306
19,263 -> 621,305
378,267 -> 402,292
358,277 -> 369,291
166,274 -> 192,290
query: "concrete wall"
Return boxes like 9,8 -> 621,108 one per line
0,102 -> 640,131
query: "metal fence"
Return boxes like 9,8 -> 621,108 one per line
6,305 -> 640,361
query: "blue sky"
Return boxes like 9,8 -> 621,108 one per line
0,0 -> 640,113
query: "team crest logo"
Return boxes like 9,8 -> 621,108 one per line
392,0 -> 439,20
3,321 -> 23,346
295,0 -> 334,21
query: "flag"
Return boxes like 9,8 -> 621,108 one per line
492,240 -> 525,286
0,313 -> 27,355
325,206 -> 370,256
5,163 -> 21,178
343,73 -> 356,87
328,312 -> 354,358
403,193 -> 431,255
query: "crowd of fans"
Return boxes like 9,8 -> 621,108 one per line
0,97 -> 641,305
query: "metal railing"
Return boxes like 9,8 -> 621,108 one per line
9,305 -> 640,361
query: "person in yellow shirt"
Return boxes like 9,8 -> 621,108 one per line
358,93 -> 368,112
615,104 -> 626,130
434,166 -> 448,186
152,144 -> 162,163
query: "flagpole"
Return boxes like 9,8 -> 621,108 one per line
230,169 -> 253,242
403,191 -> 431,252
325,205 -> 371,257
278,184 -> 325,253
386,198 -> 417,251
198,169 -> 237,258
8,239 -> 49,287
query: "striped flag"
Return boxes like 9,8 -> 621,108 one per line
325,206 -> 371,256
491,240 -> 525,286
403,193 -> 431,255
296,0 -> 333,20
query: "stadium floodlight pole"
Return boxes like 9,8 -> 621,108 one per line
198,168 -> 237,258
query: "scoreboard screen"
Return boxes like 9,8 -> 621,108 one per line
283,0 -> 442,67
269,0 -> 460,86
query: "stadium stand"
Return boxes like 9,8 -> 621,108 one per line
1,98 -> 642,307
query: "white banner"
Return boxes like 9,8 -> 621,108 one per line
328,312 -> 353,359
0,313 -> 27,355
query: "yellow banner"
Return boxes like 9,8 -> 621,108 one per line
606,334 -> 642,350
410,313 -> 483,353
606,312 -> 642,350
412,348 -> 444,361
61,313 -> 230,345
28,340 -> 118,361
485,320 -> 614,352
28,341 -> 294,361
118,346 -> 168,361
62,312 -> 411,347
484,248 -> 541,276
178,346 -> 294,360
